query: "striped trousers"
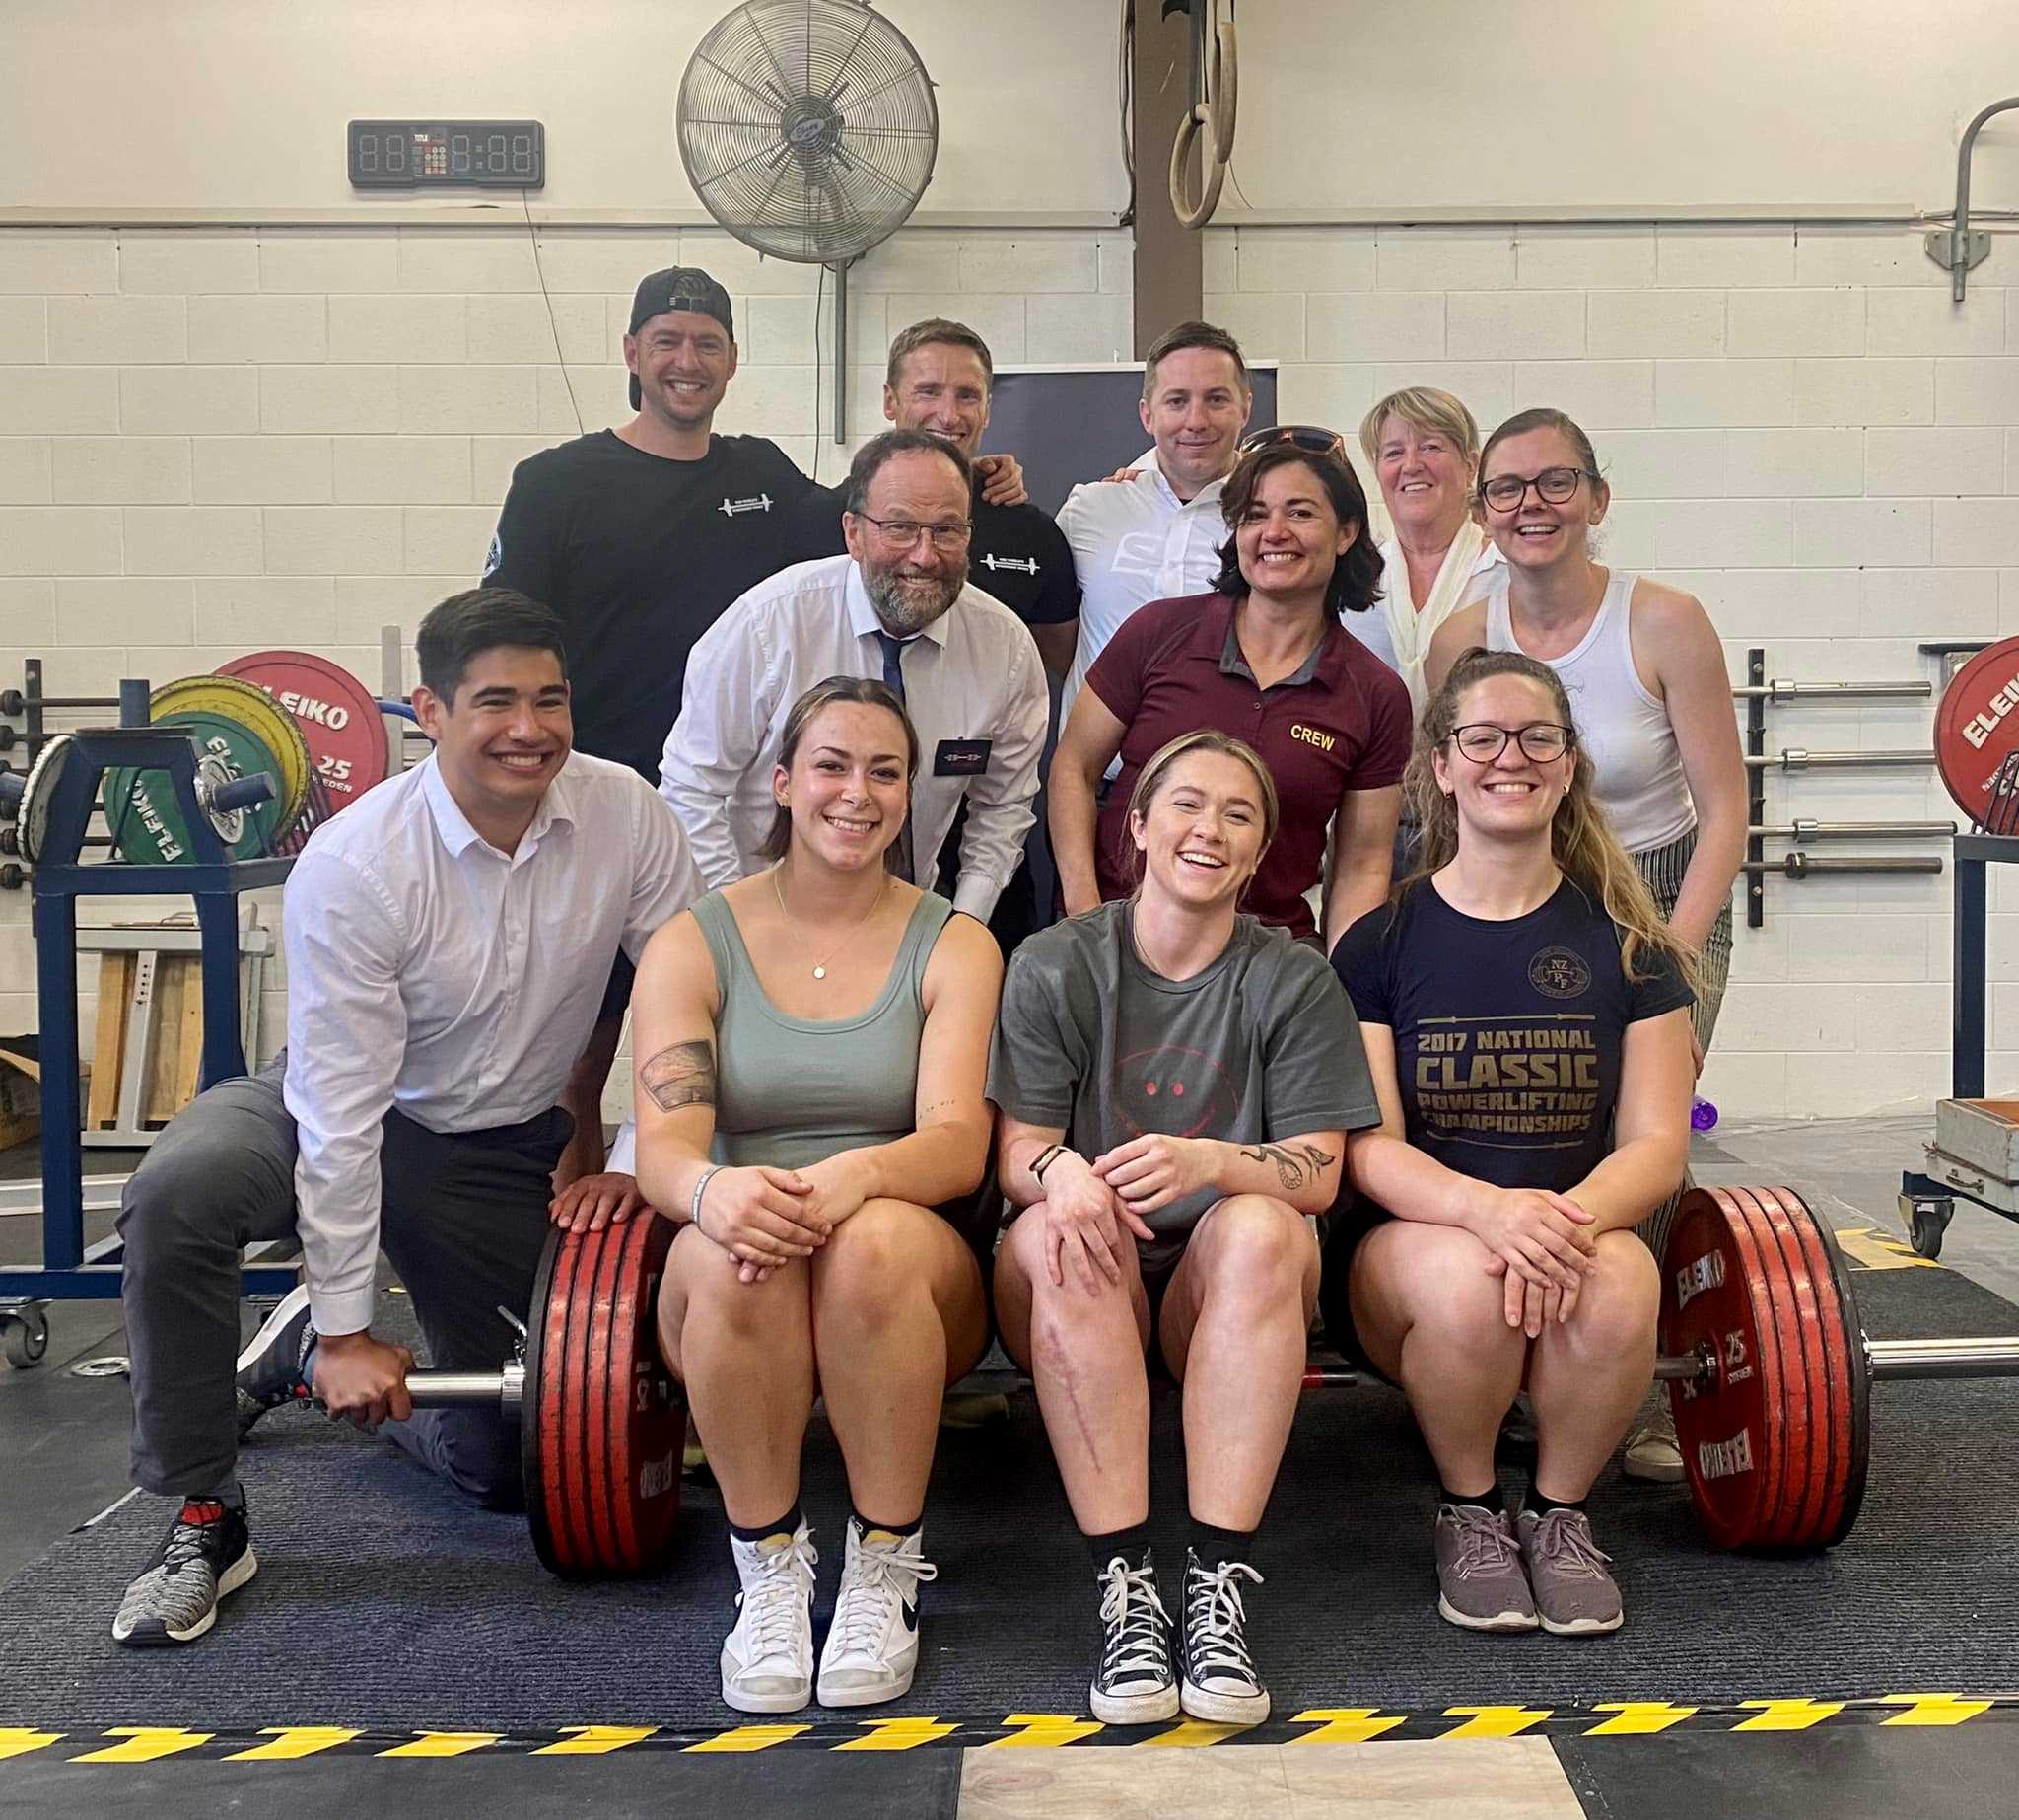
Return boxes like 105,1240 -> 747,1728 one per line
1635,826 -> 1734,1268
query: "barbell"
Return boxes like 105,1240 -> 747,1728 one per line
383,1212 -> 688,1579
383,1181 -> 2019,1576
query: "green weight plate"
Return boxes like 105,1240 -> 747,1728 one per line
104,710 -> 287,864
151,675 -> 312,833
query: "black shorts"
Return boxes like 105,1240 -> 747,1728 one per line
1316,1194 -> 1386,1374
597,947 -> 636,1026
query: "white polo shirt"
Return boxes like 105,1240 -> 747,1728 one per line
659,553 -> 1049,921
1056,448 -> 1231,735
283,749 -> 704,1334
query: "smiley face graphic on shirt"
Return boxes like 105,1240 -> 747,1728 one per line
1116,1045 -> 1240,1139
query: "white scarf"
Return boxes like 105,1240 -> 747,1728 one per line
1377,518 -> 1497,710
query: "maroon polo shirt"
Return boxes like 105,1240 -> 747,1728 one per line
1085,591 -> 1411,939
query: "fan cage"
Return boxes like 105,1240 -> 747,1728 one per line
678,0 -> 939,265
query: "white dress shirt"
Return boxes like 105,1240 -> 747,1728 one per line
1056,447 -> 1231,738
282,749 -> 703,1335
659,553 -> 1048,921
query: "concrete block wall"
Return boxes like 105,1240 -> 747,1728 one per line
5,216 -> 2017,1122
1212,221 -> 2019,1121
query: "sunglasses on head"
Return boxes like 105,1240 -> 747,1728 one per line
1239,423 -> 1347,460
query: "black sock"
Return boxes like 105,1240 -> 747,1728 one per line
1085,1521 -> 1153,1574
730,1505 -> 802,1545
1528,1489 -> 1586,1517
853,1508 -> 922,1540
1439,1481 -> 1502,1515
1189,1520 -> 1255,1571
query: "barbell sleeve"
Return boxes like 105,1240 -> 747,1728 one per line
1744,749 -> 1934,769
1730,679 -> 1931,701
1863,1337 -> 2019,1380
394,1362 -> 524,1413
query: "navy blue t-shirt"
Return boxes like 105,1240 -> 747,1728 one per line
1330,877 -> 1692,1194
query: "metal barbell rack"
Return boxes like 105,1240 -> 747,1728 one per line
1739,648 -> 1947,928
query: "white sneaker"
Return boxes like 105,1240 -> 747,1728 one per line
1623,1398 -> 1685,1484
721,1520 -> 818,1714
816,1516 -> 938,1708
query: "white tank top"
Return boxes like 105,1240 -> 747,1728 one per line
1483,570 -> 1695,854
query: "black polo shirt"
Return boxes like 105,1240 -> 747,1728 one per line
484,429 -> 815,782
782,483 -> 1079,629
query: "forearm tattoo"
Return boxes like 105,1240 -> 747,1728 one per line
1239,1142 -> 1336,1191
641,1040 -> 717,1113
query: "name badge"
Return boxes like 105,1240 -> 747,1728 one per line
934,738 -> 992,777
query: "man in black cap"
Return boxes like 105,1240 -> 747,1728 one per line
485,267 -> 1022,1186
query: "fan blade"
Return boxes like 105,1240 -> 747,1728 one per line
817,4 -> 879,106
743,4 -> 803,107
696,50 -> 790,118
830,139 -> 923,212
692,137 -> 794,196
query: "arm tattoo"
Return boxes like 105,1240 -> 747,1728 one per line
1238,1142 -> 1336,1191
641,1040 -> 716,1114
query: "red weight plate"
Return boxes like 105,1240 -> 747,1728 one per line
582,1218 -> 627,1571
1933,635 -> 2019,823
1725,1187 -> 1827,1549
560,1222 -> 610,1575
527,1225 -> 590,1575
522,1224 -> 566,1571
216,649 -> 391,819
1747,1185 -> 1845,1547
605,1215 -> 683,1571
1663,1188 -> 1785,1549
1774,1185 -> 1871,1547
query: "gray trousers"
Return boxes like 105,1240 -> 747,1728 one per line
118,1059 -> 566,1508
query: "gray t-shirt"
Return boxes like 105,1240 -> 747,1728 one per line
987,900 -> 1380,1271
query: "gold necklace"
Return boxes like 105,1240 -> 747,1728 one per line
771,865 -> 888,980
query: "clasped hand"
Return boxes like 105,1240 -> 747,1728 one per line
1469,1186 -> 1598,1338
698,1155 -> 870,1283
1040,1150 -> 1155,1295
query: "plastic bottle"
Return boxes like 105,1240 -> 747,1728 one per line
1691,1096 -> 1719,1132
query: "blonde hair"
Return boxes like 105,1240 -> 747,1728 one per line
1124,730 -> 1280,891
1358,386 -> 1482,468
1402,648 -> 1701,993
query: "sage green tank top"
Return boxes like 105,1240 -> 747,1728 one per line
692,887 -> 953,1171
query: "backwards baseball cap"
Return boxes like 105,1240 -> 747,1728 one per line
627,267 -> 735,409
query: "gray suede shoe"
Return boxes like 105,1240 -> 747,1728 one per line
1433,1503 -> 1538,1634
1516,1506 -> 1624,1635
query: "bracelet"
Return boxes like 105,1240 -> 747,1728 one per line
690,1164 -> 724,1235
1030,1143 -> 1066,1184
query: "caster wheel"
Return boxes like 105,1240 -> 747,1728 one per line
1900,1194 -> 1954,1261
2,1305 -> 50,1369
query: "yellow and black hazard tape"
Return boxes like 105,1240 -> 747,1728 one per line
4,1695 -> 2015,1760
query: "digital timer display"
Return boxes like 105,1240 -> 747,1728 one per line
347,120 -> 545,188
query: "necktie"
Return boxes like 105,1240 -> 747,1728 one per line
872,631 -> 917,883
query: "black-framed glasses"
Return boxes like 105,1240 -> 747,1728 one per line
1239,422 -> 1347,460
1479,466 -> 1599,511
855,514 -> 974,550
1450,722 -> 1575,762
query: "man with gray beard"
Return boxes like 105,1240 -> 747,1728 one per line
659,428 -> 1049,923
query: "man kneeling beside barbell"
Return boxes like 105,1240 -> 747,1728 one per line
110,589 -> 703,1646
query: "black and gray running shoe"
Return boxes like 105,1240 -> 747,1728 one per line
110,1499 -> 256,1646
235,1283 -> 314,1437
1178,1549 -> 1269,1722
1089,1549 -> 1178,1724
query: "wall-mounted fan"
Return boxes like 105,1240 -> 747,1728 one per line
678,0 -> 940,441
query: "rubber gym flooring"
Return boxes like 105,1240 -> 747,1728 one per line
4,1114 -> 2019,1819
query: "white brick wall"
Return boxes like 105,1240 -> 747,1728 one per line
2,217 -> 2014,1120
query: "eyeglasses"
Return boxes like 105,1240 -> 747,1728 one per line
1450,722 -> 1575,762
855,514 -> 973,551
1239,423 -> 1347,460
1479,466 -> 1599,512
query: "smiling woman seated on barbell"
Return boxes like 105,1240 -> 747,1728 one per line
626,675 -> 1003,1718
1326,647 -> 1697,1639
